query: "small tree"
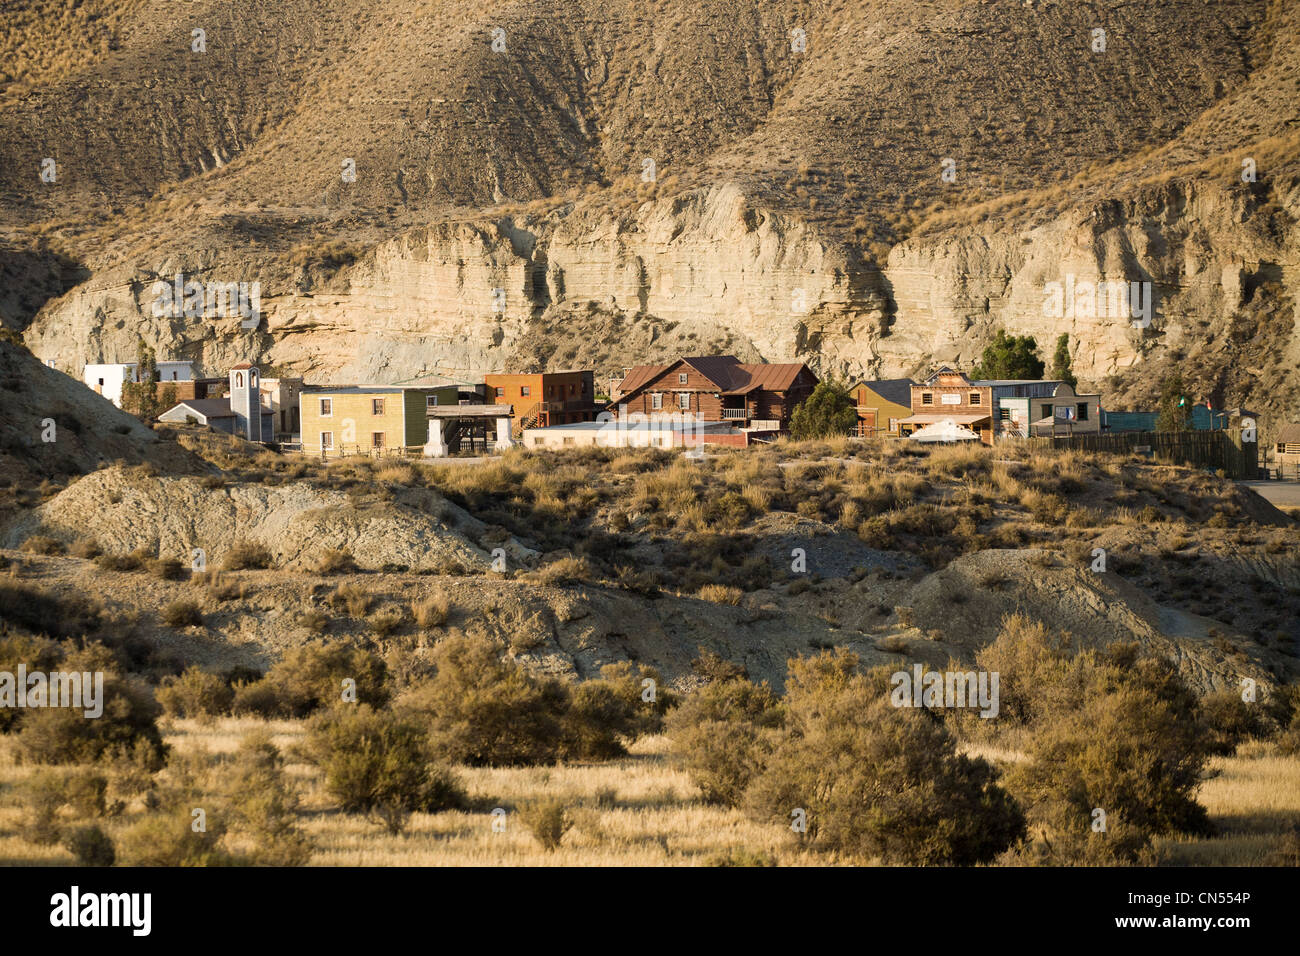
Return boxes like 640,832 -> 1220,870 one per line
789,380 -> 857,440
1050,334 -> 1077,388
1156,372 -> 1191,431
303,705 -> 464,833
971,330 -> 1045,381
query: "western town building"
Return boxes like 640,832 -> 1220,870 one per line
847,379 -> 914,437
84,360 -> 195,408
484,371 -> 598,435
158,365 -> 274,442
900,368 -> 995,444
1273,422 -> 1300,478
299,384 -> 461,456
611,356 -> 818,434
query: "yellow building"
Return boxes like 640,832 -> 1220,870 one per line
299,385 -> 460,456
847,379 -> 914,437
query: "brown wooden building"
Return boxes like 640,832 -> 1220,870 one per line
483,371 -> 598,434
899,367 -> 995,445
612,356 -> 818,432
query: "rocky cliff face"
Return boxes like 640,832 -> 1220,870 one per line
24,174 -> 1299,425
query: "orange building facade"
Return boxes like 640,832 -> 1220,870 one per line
484,371 -> 598,432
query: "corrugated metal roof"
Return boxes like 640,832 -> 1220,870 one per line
735,363 -> 808,391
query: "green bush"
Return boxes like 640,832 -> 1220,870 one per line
518,798 -> 573,852
161,600 -> 203,628
15,644 -> 166,770
561,662 -> 672,761
400,634 -> 568,767
303,705 -> 465,833
62,824 -> 116,866
116,808 -> 231,866
224,730 -> 312,865
157,666 -> 234,720
743,652 -> 1025,864
231,643 -> 388,718
664,676 -> 785,807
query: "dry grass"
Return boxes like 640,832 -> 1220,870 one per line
1,720 -> 1297,866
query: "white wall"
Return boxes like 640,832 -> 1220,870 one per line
82,364 -> 137,407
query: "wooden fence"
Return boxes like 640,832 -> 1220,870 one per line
1026,428 -> 1259,479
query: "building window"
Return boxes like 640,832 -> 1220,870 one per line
651,393 -> 663,410
969,392 -> 981,405
888,418 -> 899,432
922,393 -> 933,405
427,395 -> 439,409
562,436 -> 574,446
235,373 -> 243,387
97,378 -> 105,387
678,372 -> 688,384
547,385 -> 554,398
521,386 -> 531,397
1041,403 -> 1052,419
319,398 -> 332,417
372,432 -> 384,448
320,431 -> 334,450
999,408 -> 1011,421
1077,403 -> 1089,421
495,387 -> 504,398
372,398 -> 385,415
678,392 -> 690,409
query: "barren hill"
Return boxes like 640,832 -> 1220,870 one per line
1,0 -> 1298,428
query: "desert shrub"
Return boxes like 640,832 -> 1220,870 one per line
369,608 -> 405,637
70,537 -> 102,559
224,730 -> 312,865
202,572 -> 247,602
299,609 -> 329,633
697,583 -> 743,605
560,662 -> 671,761
705,846 -> 777,867
665,676 -> 785,807
116,808 -> 230,866
20,768 -> 108,845
530,556 -> 595,587
400,633 -> 568,767
1004,656 -> 1212,863
0,583 -> 103,640
156,666 -> 234,720
1198,689 -> 1268,756
518,798 -> 573,851
62,824 -> 116,866
161,600 -> 203,628
15,643 -> 165,770
313,548 -> 355,575
328,583 -> 373,617
20,535 -> 64,555
148,557 -> 188,581
220,540 -> 273,571
691,649 -> 746,683
302,705 -> 465,833
0,634 -> 61,732
232,643 -> 388,718
412,592 -> 450,628
743,652 -> 1025,864
93,549 -> 148,573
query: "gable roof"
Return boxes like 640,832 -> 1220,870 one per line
1277,423 -> 1300,444
174,398 -> 235,419
618,356 -> 815,398
852,378 -> 914,407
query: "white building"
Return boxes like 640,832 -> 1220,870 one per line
83,360 -> 194,408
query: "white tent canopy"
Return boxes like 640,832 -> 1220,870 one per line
907,419 -> 982,443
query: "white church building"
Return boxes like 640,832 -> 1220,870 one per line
158,364 -> 274,443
